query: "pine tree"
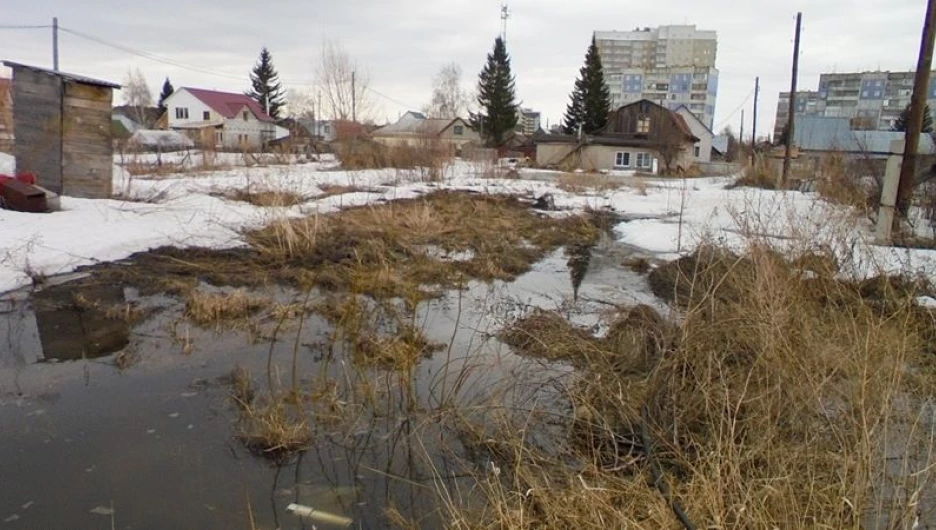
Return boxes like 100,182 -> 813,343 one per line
471,37 -> 519,147
893,103 -> 934,133
157,77 -> 174,115
247,47 -> 286,119
563,36 -> 611,135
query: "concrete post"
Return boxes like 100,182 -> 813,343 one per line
875,139 -> 905,245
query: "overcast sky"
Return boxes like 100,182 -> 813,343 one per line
2,0 -> 929,137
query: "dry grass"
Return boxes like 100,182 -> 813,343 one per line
224,188 -> 308,208
247,192 -> 604,298
555,173 -> 624,194
315,183 -> 368,199
444,241 -> 936,529
337,139 -> 452,181
731,156 -> 777,189
185,289 -> 271,327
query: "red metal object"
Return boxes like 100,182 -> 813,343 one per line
0,173 -> 39,195
2,180 -> 48,213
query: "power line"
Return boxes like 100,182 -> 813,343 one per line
0,25 -> 51,29
713,87 -> 755,131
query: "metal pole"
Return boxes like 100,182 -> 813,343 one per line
53,17 -> 59,71
896,0 -> 936,218
751,76 -> 759,166
781,12 -> 803,187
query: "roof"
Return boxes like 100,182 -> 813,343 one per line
180,87 -> 273,122
375,115 -> 468,137
1,61 -> 120,88
711,134 -> 730,154
673,105 -> 715,137
793,116 -> 936,154
609,99 -> 699,142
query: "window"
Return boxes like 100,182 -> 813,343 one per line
175,107 -> 189,120
693,145 -> 701,158
637,115 -> 651,134
243,111 -> 249,121
323,125 -> 331,134
215,131 -> 223,143
636,152 -> 652,169
614,152 -> 631,168
453,125 -> 464,135
203,111 -> 210,120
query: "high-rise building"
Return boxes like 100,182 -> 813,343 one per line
595,25 -> 718,128
517,108 -> 541,135
774,71 -> 936,138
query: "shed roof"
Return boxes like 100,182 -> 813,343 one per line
794,116 -> 936,154
1,61 -> 120,88
375,115 -> 468,137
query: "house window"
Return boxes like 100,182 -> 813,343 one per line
693,145 -> 701,158
454,125 -> 464,135
203,111 -> 210,120
637,115 -> 651,134
215,131 -> 223,143
175,107 -> 189,120
323,125 -> 331,134
243,111 -> 249,121
636,152 -> 652,169
614,152 -> 631,168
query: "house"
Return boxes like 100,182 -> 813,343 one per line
535,99 -> 698,174
372,111 -> 480,154
3,61 -> 119,198
0,77 -> 12,153
162,87 -> 288,150
113,105 -> 161,130
128,129 -> 195,152
675,105 -> 714,163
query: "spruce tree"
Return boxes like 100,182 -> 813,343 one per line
471,37 -> 519,146
247,47 -> 286,119
893,103 -> 933,133
563,36 -> 611,135
157,77 -> 174,115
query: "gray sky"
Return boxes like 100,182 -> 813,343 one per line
2,0 -> 929,137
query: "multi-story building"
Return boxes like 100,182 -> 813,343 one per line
595,25 -> 718,129
774,71 -> 936,138
517,108 -> 541,135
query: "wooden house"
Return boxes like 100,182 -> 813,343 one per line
3,61 -> 120,198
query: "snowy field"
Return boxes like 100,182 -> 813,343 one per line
2,151 -> 936,295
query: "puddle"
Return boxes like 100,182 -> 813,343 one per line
0,236 -> 649,528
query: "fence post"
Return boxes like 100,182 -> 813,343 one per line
875,139 -> 905,245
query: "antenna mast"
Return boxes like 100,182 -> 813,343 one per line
501,3 -> 510,43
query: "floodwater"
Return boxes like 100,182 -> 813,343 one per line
0,234 -> 654,529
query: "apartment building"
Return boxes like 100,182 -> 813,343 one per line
595,25 -> 718,128
517,108 -> 541,135
774,71 -> 936,138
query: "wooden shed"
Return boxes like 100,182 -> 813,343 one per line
2,61 -> 120,198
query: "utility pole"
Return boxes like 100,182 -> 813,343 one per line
351,71 -> 356,123
739,109 -> 745,159
52,17 -> 59,71
781,12 -> 803,187
896,0 -> 936,218
751,76 -> 759,166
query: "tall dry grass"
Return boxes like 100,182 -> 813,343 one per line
437,232 -> 936,529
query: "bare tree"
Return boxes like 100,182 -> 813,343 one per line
122,68 -> 154,127
316,41 -> 372,122
285,88 -> 316,120
424,63 -> 469,119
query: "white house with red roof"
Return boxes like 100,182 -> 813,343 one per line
163,87 -> 287,150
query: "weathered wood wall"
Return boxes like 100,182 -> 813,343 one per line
12,68 -> 63,192
62,82 -> 113,198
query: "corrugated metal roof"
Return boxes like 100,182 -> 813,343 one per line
375,113 -> 468,137
794,116 -> 936,154
1,60 -> 120,88
129,129 -> 194,148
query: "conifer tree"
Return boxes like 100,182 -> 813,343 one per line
893,103 -> 933,133
563,36 -> 611,135
247,47 -> 286,119
471,37 -> 519,146
157,77 -> 174,115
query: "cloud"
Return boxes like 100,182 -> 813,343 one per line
3,0 -> 930,135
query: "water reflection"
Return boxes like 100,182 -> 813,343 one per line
31,284 -> 129,361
